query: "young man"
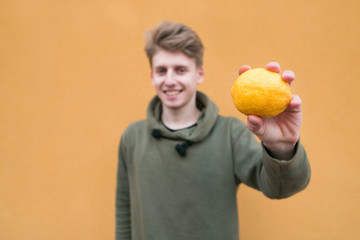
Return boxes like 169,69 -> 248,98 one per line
116,21 -> 311,240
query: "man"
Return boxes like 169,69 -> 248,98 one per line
116,21 -> 310,240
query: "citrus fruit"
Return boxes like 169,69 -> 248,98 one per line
231,68 -> 292,118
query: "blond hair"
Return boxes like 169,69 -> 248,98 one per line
144,21 -> 204,67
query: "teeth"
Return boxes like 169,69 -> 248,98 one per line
165,90 -> 180,96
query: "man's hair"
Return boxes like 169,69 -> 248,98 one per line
144,21 -> 204,67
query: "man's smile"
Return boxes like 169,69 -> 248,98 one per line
164,90 -> 182,96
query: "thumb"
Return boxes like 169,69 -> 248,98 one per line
247,115 -> 265,138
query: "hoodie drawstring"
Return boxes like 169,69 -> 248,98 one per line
151,129 -> 162,139
175,141 -> 194,157
151,128 -> 194,157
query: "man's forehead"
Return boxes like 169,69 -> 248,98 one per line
152,50 -> 195,68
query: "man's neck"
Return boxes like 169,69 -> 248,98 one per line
161,104 -> 201,130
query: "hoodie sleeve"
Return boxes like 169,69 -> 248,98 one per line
231,118 -> 311,199
115,135 -> 131,240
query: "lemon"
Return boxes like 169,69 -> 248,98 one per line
231,68 -> 292,118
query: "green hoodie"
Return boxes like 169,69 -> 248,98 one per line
116,92 -> 310,240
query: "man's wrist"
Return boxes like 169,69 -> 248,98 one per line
263,141 -> 298,160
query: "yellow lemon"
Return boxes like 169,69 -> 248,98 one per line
231,68 -> 292,118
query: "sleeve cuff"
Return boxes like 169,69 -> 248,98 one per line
261,140 -> 307,176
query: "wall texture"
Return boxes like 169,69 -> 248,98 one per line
1,0 -> 359,239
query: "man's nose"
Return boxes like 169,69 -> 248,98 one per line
164,70 -> 176,85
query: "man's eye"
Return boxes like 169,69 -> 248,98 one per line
157,68 -> 166,74
177,68 -> 186,73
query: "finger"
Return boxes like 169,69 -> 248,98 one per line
247,115 -> 265,138
238,65 -> 251,75
289,94 -> 302,109
282,70 -> 295,86
286,95 -> 302,113
265,62 -> 281,73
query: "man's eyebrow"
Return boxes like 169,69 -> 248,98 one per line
173,64 -> 190,69
153,65 -> 167,71
154,64 -> 189,69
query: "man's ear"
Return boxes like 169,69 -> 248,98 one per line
150,71 -> 154,85
197,67 -> 205,84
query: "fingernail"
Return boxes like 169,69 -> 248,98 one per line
283,70 -> 295,79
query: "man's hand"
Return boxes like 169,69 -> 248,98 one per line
239,62 -> 302,160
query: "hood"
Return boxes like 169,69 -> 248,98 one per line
146,91 -> 219,156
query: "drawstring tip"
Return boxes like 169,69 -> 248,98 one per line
175,144 -> 186,157
151,129 -> 161,139
151,129 -> 194,157
175,141 -> 194,157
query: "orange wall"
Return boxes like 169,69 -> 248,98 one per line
1,0 -> 359,239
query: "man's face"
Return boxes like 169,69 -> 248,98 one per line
151,50 -> 204,111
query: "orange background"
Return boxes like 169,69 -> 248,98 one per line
1,0 -> 359,239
